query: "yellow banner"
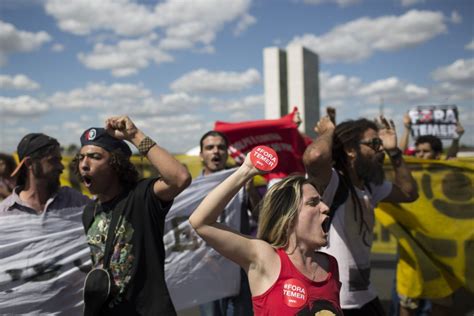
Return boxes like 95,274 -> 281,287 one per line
376,157 -> 474,299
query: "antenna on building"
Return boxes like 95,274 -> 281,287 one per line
379,97 -> 384,116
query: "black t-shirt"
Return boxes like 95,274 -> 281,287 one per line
83,178 -> 176,316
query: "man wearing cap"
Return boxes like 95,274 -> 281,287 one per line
0,133 -> 90,314
74,115 -> 191,315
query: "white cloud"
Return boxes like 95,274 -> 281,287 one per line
320,72 -> 362,100
45,0 -> 254,52
78,34 -> 173,77
302,0 -> 361,7
0,95 -> 49,116
432,58 -> 474,85
234,13 -> 256,36
48,82 -> 152,109
400,0 -> 425,7
122,92 -> 205,116
357,77 -> 429,104
430,59 -> 474,103
0,20 -> 51,66
211,94 -> 264,112
0,74 -> 40,90
45,0 -> 159,36
170,68 -> 261,93
51,43 -> 64,52
288,10 -> 447,63
154,0 -> 252,50
466,39 -> 474,51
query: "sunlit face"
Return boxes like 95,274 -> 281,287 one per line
415,143 -> 438,160
200,136 -> 228,175
31,147 -> 64,193
356,128 -> 386,185
293,184 -> 330,249
77,145 -> 118,195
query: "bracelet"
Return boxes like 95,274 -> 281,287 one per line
138,136 -> 156,156
387,148 -> 402,159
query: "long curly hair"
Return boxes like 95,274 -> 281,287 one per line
332,118 -> 379,234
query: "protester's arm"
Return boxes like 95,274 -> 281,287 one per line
446,121 -> 464,160
302,116 -> 335,191
105,116 -> 191,202
189,155 -> 268,270
399,113 -> 411,153
378,116 -> 419,203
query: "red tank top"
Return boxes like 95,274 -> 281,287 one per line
252,248 -> 342,316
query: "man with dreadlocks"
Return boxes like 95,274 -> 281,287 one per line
303,115 -> 418,315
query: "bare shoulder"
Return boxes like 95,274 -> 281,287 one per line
247,240 -> 281,296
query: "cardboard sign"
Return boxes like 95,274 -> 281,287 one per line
250,146 -> 278,171
408,105 -> 459,139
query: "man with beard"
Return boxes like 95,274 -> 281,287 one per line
75,116 -> 191,315
0,133 -> 90,314
303,115 -> 418,316
198,130 -> 259,316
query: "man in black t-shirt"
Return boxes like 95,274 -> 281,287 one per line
73,116 -> 191,315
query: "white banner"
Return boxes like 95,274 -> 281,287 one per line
0,208 -> 91,315
164,168 -> 244,311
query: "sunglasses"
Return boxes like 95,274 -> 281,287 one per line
359,137 -> 383,151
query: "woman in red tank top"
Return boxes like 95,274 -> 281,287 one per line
190,152 -> 342,316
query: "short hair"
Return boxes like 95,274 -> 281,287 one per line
415,135 -> 443,154
71,149 -> 139,189
257,175 -> 312,248
0,153 -> 17,176
199,131 -> 229,152
16,144 -> 60,186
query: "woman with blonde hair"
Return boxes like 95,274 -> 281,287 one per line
189,153 -> 342,315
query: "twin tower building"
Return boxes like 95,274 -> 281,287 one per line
263,46 -> 320,138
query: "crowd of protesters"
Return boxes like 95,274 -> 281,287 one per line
0,110 -> 470,316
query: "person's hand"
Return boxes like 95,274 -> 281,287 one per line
240,152 -> 267,178
403,113 -> 411,130
456,121 -> 464,139
376,115 -> 398,151
326,107 -> 336,125
314,116 -> 335,135
105,116 -> 139,141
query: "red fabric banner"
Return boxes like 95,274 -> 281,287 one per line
214,109 -> 312,182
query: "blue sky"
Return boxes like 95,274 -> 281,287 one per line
1,0 -> 473,154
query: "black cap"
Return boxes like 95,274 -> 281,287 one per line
80,127 -> 132,157
11,133 -> 60,177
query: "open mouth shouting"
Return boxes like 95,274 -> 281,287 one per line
81,174 -> 93,188
322,217 -> 331,234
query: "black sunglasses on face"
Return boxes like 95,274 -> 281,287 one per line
359,137 -> 383,151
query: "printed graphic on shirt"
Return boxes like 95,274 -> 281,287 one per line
296,299 -> 343,316
282,278 -> 308,308
86,212 -> 135,297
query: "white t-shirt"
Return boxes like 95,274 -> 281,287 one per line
320,169 -> 392,309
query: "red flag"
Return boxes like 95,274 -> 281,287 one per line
214,108 -> 311,182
